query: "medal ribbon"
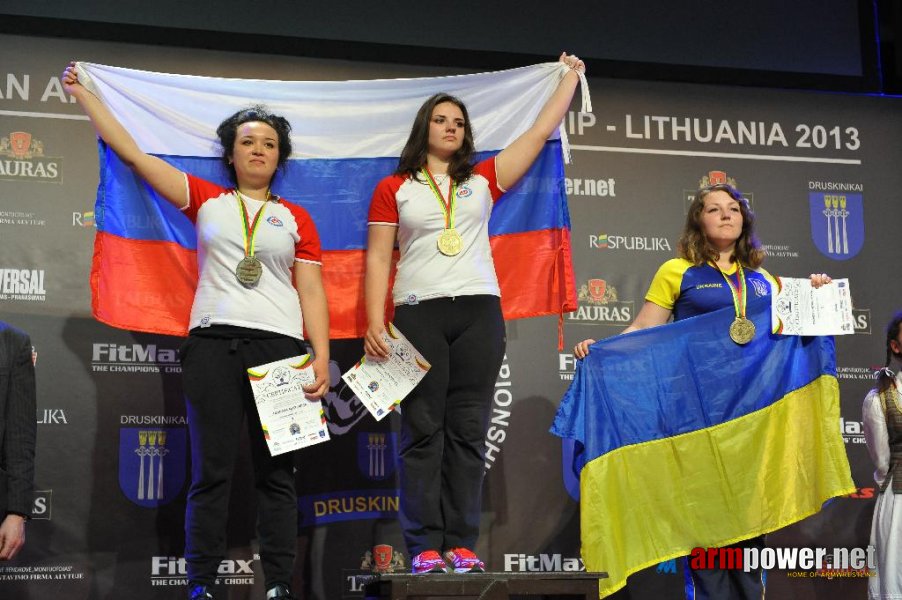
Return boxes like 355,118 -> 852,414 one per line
235,190 -> 268,257
421,167 -> 457,229
714,261 -> 747,320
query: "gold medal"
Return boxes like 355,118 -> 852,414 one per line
422,168 -> 465,256
437,228 -> 463,256
729,317 -> 756,345
235,256 -> 263,286
713,261 -> 758,346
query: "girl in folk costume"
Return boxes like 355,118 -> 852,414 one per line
863,311 -> 902,599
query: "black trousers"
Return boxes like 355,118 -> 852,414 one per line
683,536 -> 766,600
180,327 -> 306,589
392,295 -> 506,556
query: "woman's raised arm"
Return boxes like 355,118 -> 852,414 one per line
63,62 -> 188,209
494,53 -> 585,191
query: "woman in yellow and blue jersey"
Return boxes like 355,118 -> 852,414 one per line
574,182 -> 831,600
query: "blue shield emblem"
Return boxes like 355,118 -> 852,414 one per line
357,432 -> 398,481
119,427 -> 187,507
810,193 -> 864,260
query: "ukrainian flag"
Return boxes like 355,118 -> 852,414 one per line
551,295 -> 854,598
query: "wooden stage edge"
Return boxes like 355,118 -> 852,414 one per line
361,571 -> 609,600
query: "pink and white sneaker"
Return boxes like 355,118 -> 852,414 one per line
411,550 -> 448,574
444,548 -> 485,573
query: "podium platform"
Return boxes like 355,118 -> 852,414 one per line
362,571 -> 608,600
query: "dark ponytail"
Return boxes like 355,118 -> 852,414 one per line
877,310 -> 902,394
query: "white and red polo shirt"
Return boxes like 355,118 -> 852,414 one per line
368,158 -> 505,306
181,173 -> 322,339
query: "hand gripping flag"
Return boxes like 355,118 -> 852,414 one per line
78,61 -> 588,338
551,295 -> 855,598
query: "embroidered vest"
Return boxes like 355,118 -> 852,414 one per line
879,386 -> 902,494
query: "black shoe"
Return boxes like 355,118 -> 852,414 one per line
266,584 -> 298,600
189,584 -> 214,600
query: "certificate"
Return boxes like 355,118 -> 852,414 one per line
342,323 -> 431,421
772,277 -> 855,336
247,354 -> 330,456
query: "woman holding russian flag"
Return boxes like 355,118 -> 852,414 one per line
62,63 -> 329,600
363,53 -> 585,575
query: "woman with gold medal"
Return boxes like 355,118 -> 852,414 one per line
62,63 -> 329,600
364,53 -> 586,574
574,182 -> 831,599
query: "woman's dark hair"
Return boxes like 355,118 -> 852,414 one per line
396,93 -> 475,184
877,311 -> 902,394
677,183 -> 764,268
216,105 -> 292,185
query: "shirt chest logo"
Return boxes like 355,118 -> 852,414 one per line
750,279 -> 769,297
266,216 -> 284,227
457,185 -> 473,198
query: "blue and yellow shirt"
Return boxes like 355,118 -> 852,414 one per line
645,258 -> 776,322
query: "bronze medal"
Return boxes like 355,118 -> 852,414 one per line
729,317 -> 756,345
437,228 -> 463,256
236,256 -> 263,286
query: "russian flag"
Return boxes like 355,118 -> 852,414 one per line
78,61 -> 586,339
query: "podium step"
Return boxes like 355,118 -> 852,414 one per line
362,571 -> 608,600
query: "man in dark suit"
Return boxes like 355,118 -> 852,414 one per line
0,321 -> 36,561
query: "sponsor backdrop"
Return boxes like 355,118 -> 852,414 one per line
1,33 -> 900,599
